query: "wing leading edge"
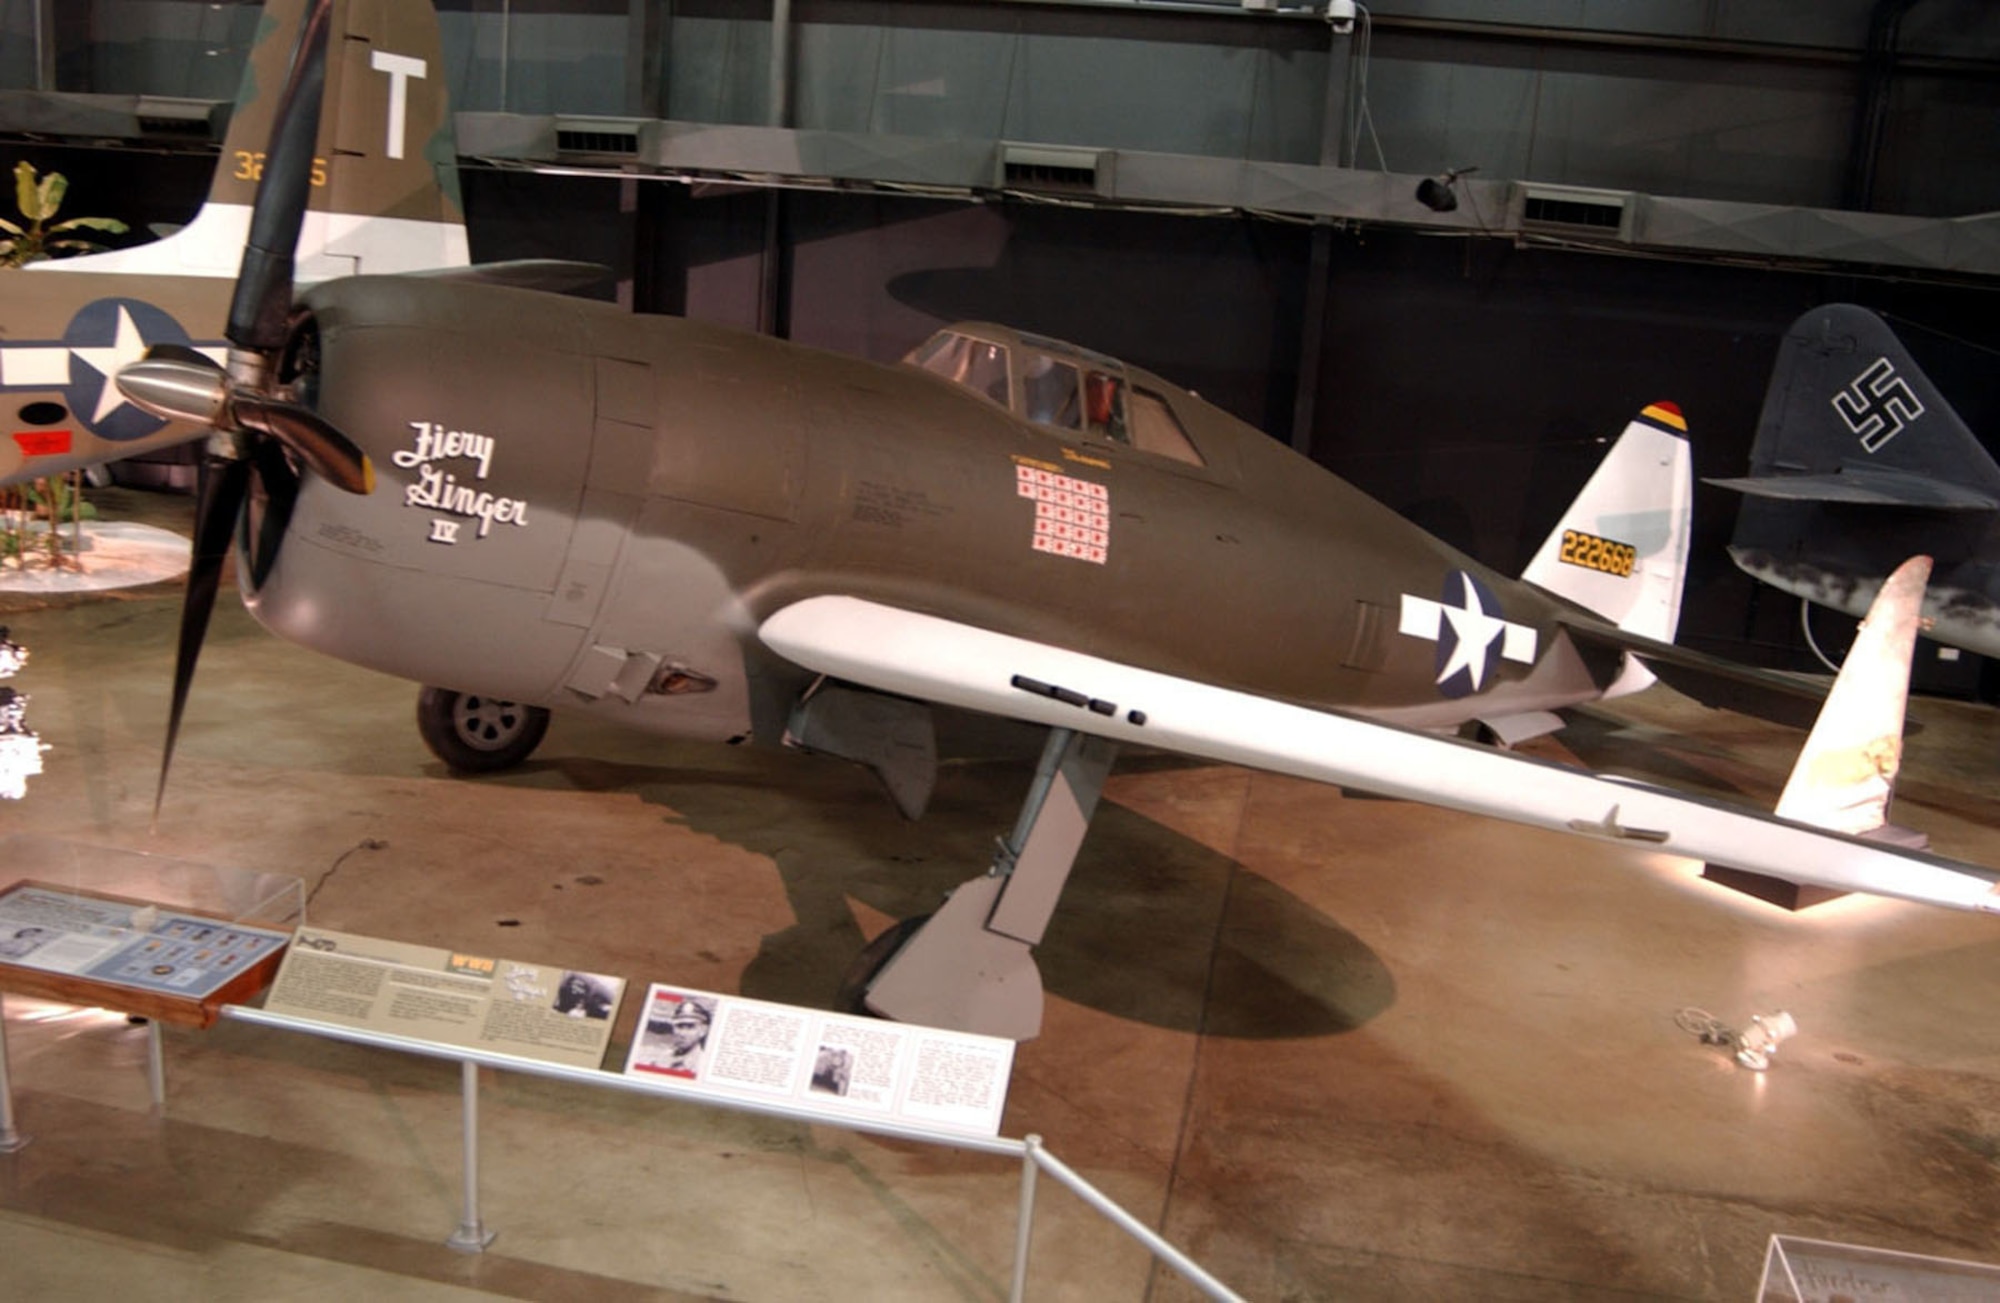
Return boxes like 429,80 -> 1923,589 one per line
759,595 -> 2000,915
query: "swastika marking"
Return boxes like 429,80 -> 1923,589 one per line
1832,357 -> 1925,454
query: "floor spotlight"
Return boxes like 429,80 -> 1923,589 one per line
1416,166 -> 1478,213
1734,1011 -> 1798,1071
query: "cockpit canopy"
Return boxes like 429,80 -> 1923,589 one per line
904,323 -> 1204,467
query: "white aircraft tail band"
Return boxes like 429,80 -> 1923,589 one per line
41,203 -> 470,282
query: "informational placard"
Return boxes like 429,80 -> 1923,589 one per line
263,928 -> 625,1072
622,984 -> 1015,1138
0,881 -> 290,1001
1758,1234 -> 2000,1302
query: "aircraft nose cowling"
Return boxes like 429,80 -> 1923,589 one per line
242,278 -> 597,703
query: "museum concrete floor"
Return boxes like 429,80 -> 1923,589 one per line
3,488 -> 1999,1302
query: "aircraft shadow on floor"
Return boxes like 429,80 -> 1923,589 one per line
491,746 -> 1396,1041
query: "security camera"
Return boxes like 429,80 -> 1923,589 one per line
1326,0 -> 1355,33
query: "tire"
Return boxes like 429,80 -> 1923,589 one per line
415,686 -> 551,773
834,914 -> 931,1017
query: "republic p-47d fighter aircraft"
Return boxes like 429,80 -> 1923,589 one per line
97,0 -> 2000,1039
0,0 -> 469,488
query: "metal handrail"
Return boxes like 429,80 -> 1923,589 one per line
217,1003 -> 1246,1299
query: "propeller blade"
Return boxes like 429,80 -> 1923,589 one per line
116,356 -> 231,427
156,454 -> 253,821
245,439 -> 303,593
226,0 -> 334,355
235,396 -> 375,495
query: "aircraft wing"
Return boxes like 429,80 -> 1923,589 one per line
759,596 -> 2000,914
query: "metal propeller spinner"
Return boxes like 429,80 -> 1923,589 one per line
112,0 -> 374,817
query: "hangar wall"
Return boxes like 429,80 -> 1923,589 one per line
2,0 -> 1998,688
8,0 -> 1999,215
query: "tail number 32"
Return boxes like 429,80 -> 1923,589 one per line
233,150 -> 329,187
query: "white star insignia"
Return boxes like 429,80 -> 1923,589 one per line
1437,584 -> 1507,690
1398,575 -> 1540,696
67,305 -> 150,424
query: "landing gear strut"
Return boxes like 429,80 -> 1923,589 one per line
848,727 -> 1116,1041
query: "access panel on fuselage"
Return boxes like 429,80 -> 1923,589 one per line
636,321 -> 806,523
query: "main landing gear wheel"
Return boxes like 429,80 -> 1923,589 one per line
416,686 -> 550,773
836,914 -> 931,1016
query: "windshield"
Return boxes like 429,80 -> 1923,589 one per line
908,331 -> 1009,409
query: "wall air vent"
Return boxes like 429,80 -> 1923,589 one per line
135,96 -> 215,139
1516,184 -> 1633,240
1000,143 -> 1107,194
555,116 -> 643,158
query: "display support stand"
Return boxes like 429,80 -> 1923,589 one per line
1008,1134 -> 1041,1303
0,995 -> 27,1153
445,1061 -> 495,1253
145,1020 -> 165,1110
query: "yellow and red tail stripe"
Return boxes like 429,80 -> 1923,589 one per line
1639,401 -> 1687,432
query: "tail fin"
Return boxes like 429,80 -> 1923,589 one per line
1774,553 -> 1931,838
46,0 -> 467,280
1708,304 -> 2000,509
1521,402 -> 1694,644
1703,554 -> 1932,909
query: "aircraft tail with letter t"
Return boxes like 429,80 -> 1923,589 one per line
1,0 -> 469,486
1708,304 -> 2000,658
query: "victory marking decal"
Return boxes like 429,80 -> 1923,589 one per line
1017,463 -> 1109,565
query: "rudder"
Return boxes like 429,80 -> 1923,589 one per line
1521,402 -> 1694,645
45,0 -> 467,280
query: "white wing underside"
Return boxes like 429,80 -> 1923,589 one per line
759,595 -> 2000,915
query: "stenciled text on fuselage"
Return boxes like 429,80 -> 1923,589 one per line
395,420 -> 529,543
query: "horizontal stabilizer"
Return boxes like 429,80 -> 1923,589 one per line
1707,466 -> 1996,510
1559,619 -> 1825,729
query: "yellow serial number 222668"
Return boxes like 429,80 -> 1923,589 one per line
233,151 -> 329,187
1558,529 -> 1636,578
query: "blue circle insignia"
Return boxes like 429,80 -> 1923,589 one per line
59,298 -> 198,442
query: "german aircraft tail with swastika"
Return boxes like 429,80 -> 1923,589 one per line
1708,303 -> 2000,658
